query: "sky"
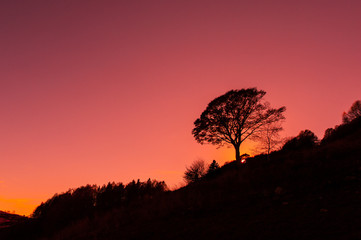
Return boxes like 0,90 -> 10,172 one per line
1,0 -> 360,215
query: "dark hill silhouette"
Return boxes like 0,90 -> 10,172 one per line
0,211 -> 27,229
1,117 -> 361,239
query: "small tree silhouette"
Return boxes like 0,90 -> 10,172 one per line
252,121 -> 284,158
184,159 -> 206,183
207,160 -> 220,175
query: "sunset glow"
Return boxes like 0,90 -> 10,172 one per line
1,1 -> 360,216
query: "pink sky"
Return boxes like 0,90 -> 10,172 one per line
1,0 -> 360,215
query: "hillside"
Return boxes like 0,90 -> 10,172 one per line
0,211 -> 27,229
1,117 -> 361,240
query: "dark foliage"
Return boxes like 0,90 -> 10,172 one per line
96,182 -> 125,211
322,100 -> 361,144
183,159 -> 206,183
322,114 -> 361,144
124,179 -> 167,204
32,184 -> 97,234
184,160 -> 221,183
0,179 -> 167,239
206,160 -> 220,175
282,129 -> 318,151
342,100 -> 361,123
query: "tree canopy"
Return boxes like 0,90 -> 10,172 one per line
183,159 -> 206,183
342,100 -> 361,123
192,88 -> 285,161
282,129 -> 318,151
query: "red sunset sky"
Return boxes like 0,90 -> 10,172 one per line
1,0 -> 360,215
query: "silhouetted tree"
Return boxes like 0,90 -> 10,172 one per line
342,100 -> 361,123
192,88 -> 285,161
70,185 -> 97,218
321,127 -> 335,143
125,179 -> 143,203
140,178 -> 167,199
282,129 -> 318,151
252,121 -> 284,158
184,159 -> 206,183
96,182 -> 125,211
323,128 -> 335,139
207,160 -> 220,175
124,179 -> 167,204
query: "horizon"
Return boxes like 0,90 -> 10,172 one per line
1,0 -> 360,216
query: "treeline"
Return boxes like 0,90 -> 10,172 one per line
322,115 -> 361,144
28,179 -> 167,238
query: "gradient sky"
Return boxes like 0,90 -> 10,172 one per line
1,0 -> 360,215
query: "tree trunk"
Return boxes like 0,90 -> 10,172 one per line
235,144 -> 241,162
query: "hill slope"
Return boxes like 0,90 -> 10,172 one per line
1,118 -> 361,240
0,211 -> 27,229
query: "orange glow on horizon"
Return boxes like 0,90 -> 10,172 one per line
0,196 -> 40,217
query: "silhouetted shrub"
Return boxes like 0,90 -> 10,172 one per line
282,129 -> 318,151
184,159 -> 206,183
207,160 -> 220,175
